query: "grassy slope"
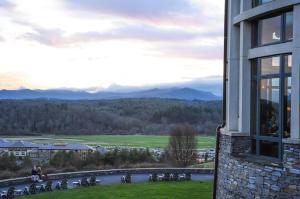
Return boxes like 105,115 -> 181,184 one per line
4,135 -> 216,149
23,181 -> 213,199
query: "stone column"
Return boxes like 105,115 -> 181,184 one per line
284,5 -> 300,182
240,0 -> 252,12
291,4 -> 300,139
226,0 -> 240,132
238,21 -> 251,135
238,0 -> 252,134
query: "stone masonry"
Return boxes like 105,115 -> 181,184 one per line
216,134 -> 300,199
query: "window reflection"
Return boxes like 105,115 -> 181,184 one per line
285,12 -> 293,41
256,12 -> 293,46
261,56 -> 280,75
260,78 -> 280,137
261,0 -> 273,4
284,77 -> 291,138
254,0 -> 274,6
251,79 -> 257,136
259,15 -> 281,45
285,55 -> 292,74
252,55 -> 292,158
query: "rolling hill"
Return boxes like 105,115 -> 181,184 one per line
0,88 -> 221,101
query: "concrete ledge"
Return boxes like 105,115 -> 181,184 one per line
0,168 -> 214,188
234,0 -> 300,25
235,154 -> 283,167
220,128 -> 250,137
248,42 -> 292,59
283,138 -> 300,145
0,177 -> 31,188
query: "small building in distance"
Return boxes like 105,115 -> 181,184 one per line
0,139 -> 93,163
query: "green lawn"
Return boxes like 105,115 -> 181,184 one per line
4,135 -> 216,149
23,181 -> 213,199
194,161 -> 215,168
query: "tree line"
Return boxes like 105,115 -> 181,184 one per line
0,99 -> 222,135
0,148 -> 158,180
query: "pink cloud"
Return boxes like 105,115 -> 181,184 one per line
15,20 -> 222,48
64,0 -> 222,28
157,44 -> 223,60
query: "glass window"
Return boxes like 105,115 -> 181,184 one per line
259,15 -> 282,45
261,56 -> 280,75
251,79 -> 258,135
285,55 -> 292,74
260,78 -> 280,137
255,12 -> 293,46
252,54 -> 292,158
254,0 -> 274,7
285,12 -> 293,41
261,0 -> 273,3
260,141 -> 279,158
284,77 -> 291,138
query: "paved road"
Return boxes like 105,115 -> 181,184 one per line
0,174 -> 213,195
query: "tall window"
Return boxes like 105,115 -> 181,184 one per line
251,55 -> 292,158
254,11 -> 293,46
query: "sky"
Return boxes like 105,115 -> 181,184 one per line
0,0 -> 224,91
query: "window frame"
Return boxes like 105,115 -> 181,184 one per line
253,0 -> 274,7
251,54 -> 292,159
253,11 -> 293,48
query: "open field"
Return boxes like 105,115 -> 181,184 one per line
2,135 -> 216,149
22,181 -> 213,199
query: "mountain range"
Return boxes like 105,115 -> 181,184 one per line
0,88 -> 221,101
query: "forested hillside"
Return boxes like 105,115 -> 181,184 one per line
0,99 -> 222,135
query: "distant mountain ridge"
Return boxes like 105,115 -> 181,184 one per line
0,88 -> 221,101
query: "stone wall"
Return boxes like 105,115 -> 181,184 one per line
216,134 -> 300,199
0,168 -> 213,188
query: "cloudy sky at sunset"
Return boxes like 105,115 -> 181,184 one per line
0,0 -> 224,91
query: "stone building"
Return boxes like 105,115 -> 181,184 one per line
215,0 -> 300,198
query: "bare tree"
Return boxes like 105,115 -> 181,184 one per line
167,124 -> 198,167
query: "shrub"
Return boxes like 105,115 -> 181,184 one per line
0,170 -> 15,180
0,153 -> 18,171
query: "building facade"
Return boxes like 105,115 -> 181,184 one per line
0,139 -> 93,163
216,0 -> 300,198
